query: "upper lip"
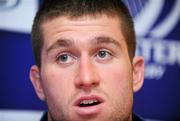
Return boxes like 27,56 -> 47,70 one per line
74,95 -> 104,107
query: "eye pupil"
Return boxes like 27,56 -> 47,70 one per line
60,55 -> 68,61
98,51 -> 106,58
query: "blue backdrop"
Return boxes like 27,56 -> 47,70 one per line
0,0 -> 180,120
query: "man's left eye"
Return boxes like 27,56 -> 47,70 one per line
96,50 -> 112,61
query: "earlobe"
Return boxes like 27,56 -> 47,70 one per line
30,65 -> 46,101
132,56 -> 145,92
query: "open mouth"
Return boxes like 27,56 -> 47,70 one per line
75,95 -> 104,108
78,99 -> 101,107
74,95 -> 104,115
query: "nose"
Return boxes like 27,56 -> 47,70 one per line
74,55 -> 100,91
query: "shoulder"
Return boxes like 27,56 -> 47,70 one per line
132,113 -> 145,121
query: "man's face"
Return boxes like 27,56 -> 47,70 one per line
30,15 -> 144,121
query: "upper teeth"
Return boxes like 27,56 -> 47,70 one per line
80,99 -> 98,105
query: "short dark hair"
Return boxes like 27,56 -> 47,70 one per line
31,0 -> 135,67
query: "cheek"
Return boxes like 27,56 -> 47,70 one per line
100,60 -> 132,87
104,68 -> 132,95
99,64 -> 133,116
40,66 -> 76,104
99,60 -> 133,99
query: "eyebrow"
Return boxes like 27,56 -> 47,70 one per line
46,39 -> 74,53
46,36 -> 122,53
93,36 -> 121,48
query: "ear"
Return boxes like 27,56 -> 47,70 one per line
132,56 -> 145,92
29,65 -> 46,101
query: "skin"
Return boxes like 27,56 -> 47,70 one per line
30,14 -> 144,121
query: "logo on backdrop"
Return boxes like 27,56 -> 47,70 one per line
0,0 -> 38,33
0,0 -> 21,10
124,0 -> 180,79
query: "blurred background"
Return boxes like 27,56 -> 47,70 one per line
0,0 -> 180,121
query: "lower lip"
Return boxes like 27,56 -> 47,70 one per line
74,103 -> 104,116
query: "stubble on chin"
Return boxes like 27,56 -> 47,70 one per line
48,108 -> 132,121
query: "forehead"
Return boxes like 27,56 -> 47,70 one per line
41,14 -> 126,49
42,14 -> 123,35
43,14 -> 121,26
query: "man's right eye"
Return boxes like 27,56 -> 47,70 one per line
56,53 -> 75,64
